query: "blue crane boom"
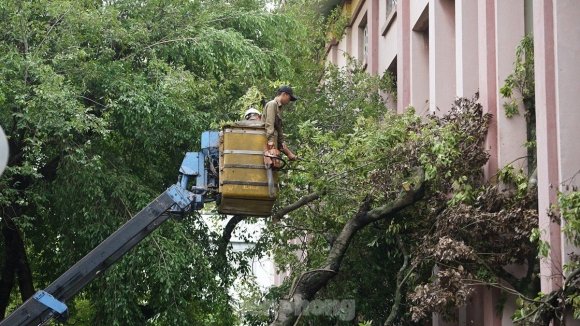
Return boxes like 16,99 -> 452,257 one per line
0,131 -> 221,326
0,185 -> 192,326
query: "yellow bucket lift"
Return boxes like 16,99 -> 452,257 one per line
217,124 -> 279,216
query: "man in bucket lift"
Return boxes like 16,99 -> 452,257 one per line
261,85 -> 297,161
245,108 -> 261,121
235,107 -> 263,127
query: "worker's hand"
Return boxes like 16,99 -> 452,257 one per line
287,152 -> 297,161
267,141 -> 274,149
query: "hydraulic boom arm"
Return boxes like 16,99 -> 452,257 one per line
0,185 -> 194,326
0,130 -> 221,326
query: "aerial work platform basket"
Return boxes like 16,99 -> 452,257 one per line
217,124 -> 278,216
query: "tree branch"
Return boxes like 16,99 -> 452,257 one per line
217,215 -> 246,259
271,192 -> 320,222
269,168 -> 425,326
385,235 -> 410,326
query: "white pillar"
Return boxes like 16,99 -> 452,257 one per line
455,0 -> 479,98
429,0 -> 456,115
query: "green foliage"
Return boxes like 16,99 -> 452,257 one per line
297,56 -> 392,138
529,228 -> 550,259
0,1 -> 546,325
0,0 -> 321,324
252,57 -> 542,324
511,296 -> 541,324
500,34 -> 537,174
567,293 -> 580,319
235,86 -> 267,119
557,190 -> 580,247
497,164 -> 533,200
545,189 -> 580,322
507,189 -> 580,324
381,69 -> 398,103
499,34 -> 535,120
254,53 -> 539,324
324,5 -> 349,41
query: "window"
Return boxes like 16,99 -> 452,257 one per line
362,24 -> 368,62
382,0 -> 398,36
358,13 -> 368,64
387,0 -> 397,16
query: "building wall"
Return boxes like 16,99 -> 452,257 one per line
554,1 -> 580,275
324,0 -> 580,325
495,0 -> 528,173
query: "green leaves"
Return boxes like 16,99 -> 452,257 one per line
555,190 -> 580,247
500,34 -> 535,120
0,0 -> 317,324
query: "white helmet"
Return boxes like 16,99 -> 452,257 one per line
244,108 -> 261,120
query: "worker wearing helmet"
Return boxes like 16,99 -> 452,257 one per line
261,85 -> 297,161
244,108 -> 261,121
234,107 -> 264,126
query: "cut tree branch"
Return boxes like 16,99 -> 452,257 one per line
269,168 -> 425,326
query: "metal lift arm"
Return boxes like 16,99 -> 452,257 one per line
0,185 -> 194,326
0,131 -> 221,326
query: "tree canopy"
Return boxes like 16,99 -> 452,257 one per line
3,1 -> 579,326
0,0 -> 324,324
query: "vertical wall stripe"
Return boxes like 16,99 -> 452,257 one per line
397,0 -> 411,113
478,0 -> 498,178
534,0 -> 562,293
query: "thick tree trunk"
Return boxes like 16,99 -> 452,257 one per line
0,221 -> 17,319
270,168 -> 425,326
0,216 -> 35,319
217,215 -> 246,259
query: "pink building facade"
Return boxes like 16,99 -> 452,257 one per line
324,0 -> 580,324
